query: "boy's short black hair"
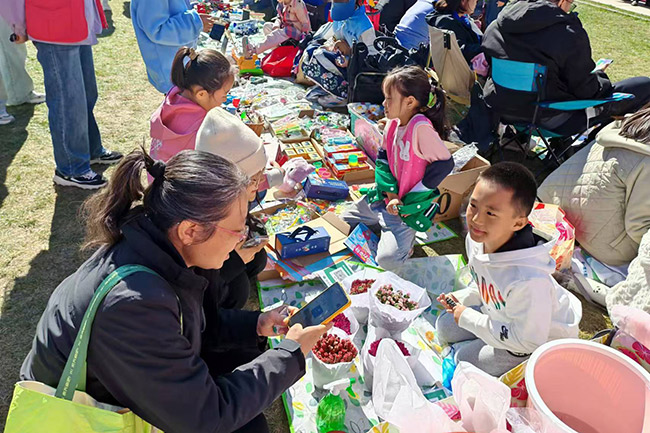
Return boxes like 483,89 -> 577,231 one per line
478,162 -> 537,216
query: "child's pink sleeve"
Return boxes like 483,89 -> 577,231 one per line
294,0 -> 312,33
413,123 -> 451,162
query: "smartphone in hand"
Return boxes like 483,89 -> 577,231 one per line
593,58 -> 613,72
241,234 -> 269,249
288,283 -> 351,328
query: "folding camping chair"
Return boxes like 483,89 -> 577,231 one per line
490,58 -> 634,172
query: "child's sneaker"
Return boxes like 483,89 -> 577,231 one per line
53,170 -> 107,190
242,37 -> 254,59
0,112 -> 15,125
90,150 -> 123,165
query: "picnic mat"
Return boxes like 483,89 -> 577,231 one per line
258,255 -> 471,433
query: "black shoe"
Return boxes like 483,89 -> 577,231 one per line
90,150 -> 123,165
53,170 -> 107,190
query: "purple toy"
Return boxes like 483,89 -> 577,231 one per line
278,157 -> 315,193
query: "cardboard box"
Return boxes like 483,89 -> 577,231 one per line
434,154 -> 490,222
304,175 -> 349,201
332,151 -> 367,164
323,143 -> 358,157
278,128 -> 310,144
327,159 -> 371,179
311,138 -> 375,184
275,226 -> 331,259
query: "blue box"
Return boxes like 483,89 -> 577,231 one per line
275,226 -> 331,259
304,175 -> 349,201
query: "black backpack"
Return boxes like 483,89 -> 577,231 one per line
347,36 -> 429,104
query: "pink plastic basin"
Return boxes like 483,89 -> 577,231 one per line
525,339 -> 650,433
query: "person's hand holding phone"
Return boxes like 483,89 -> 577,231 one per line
235,238 -> 268,264
593,58 -> 613,73
257,305 -> 298,336
286,322 -> 333,356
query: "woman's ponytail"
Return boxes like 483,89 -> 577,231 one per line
422,84 -> 450,140
81,147 -> 250,251
81,148 -> 149,249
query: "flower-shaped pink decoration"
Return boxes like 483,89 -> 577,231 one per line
633,341 -> 650,364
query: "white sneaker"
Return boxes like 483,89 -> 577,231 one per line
7,91 -> 46,106
26,91 -> 46,104
0,112 -> 15,125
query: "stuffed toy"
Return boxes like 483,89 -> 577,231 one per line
277,157 -> 315,193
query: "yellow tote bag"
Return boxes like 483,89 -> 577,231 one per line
4,265 -> 163,433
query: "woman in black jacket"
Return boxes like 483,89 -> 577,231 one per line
20,149 -> 329,433
482,0 -> 650,136
426,0 -> 483,64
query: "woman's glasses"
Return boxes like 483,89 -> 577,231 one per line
215,225 -> 249,242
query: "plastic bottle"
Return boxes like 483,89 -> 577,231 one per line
316,378 -> 355,433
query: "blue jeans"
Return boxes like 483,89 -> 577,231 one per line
342,196 -> 416,270
34,43 -> 105,177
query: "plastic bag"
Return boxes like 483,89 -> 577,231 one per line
368,272 -> 432,334
506,408 -> 565,433
261,45 -> 301,77
361,326 -> 420,390
310,327 -> 358,389
340,268 -> 383,324
609,306 -> 650,374
450,143 -> 479,174
372,340 -> 462,433
528,203 -> 575,271
452,362 -> 511,433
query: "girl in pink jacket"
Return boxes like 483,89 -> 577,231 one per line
342,66 -> 454,270
150,47 -> 237,163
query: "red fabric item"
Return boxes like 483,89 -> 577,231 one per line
25,0 -> 107,43
261,45 -> 300,77
365,3 -> 380,30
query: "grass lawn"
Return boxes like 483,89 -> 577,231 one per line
0,2 -> 647,430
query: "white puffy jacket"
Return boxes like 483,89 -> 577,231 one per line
538,121 -> 650,267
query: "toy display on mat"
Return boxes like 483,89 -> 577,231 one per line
283,142 -> 320,163
190,11 -> 618,433
260,202 -> 320,235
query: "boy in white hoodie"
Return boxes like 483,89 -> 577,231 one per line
437,162 -> 582,376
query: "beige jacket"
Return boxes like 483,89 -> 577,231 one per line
538,121 -> 650,267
